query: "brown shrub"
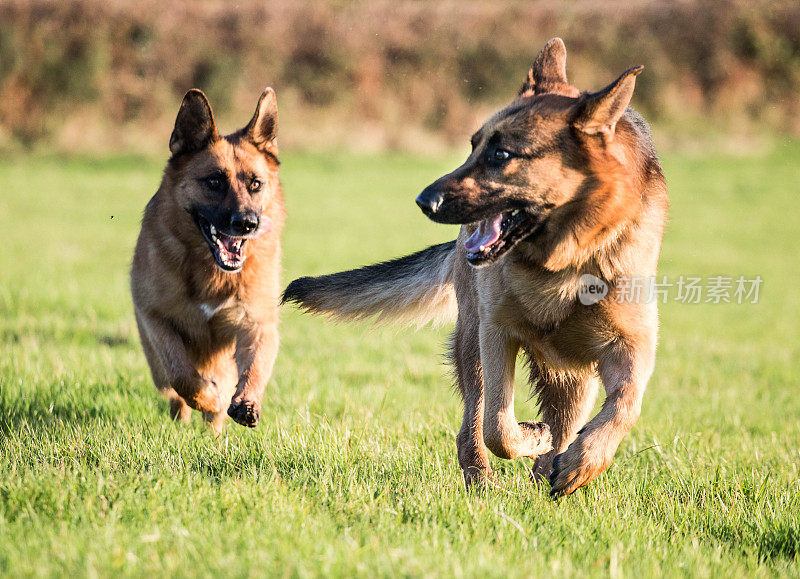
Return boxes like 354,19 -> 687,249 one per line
1,0 -> 798,152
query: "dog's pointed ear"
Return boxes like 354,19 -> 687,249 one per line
169,89 -> 219,156
245,87 -> 278,153
518,38 -> 568,97
574,66 -> 643,138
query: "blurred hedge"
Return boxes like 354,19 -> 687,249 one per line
1,0 -> 799,152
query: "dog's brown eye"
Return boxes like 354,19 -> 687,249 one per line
250,179 -> 262,192
493,148 -> 511,162
206,176 -> 223,191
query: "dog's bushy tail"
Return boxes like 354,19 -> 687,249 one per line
282,241 -> 457,326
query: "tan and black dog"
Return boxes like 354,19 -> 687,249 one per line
283,39 -> 668,496
131,88 -> 285,433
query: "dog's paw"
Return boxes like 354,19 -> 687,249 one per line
518,421 -> 553,458
227,399 -> 260,428
529,450 -> 557,487
548,435 -> 612,498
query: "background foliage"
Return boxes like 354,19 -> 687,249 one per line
2,0 -> 800,152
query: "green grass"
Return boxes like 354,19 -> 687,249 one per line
1,142 -> 799,577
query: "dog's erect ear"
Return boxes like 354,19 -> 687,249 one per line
573,66 -> 643,138
169,89 -> 219,156
244,87 -> 278,153
518,38 -> 569,97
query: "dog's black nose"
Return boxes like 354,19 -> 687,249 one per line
415,188 -> 444,214
230,212 -> 260,235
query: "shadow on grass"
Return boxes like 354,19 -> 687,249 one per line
97,333 -> 134,348
754,524 -> 800,562
710,518 -> 800,563
0,399 -> 117,436
0,326 -> 135,349
635,481 -> 800,564
0,377 -> 148,437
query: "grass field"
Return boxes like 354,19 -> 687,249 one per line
1,142 -> 799,576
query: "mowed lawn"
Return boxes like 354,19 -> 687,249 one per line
1,142 -> 799,576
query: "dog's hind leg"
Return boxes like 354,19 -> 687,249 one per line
479,324 -> 552,463
168,395 -> 192,423
529,367 -> 599,482
452,317 -> 492,488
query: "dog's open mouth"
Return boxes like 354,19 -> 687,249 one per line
464,209 -> 540,266
194,215 -> 248,272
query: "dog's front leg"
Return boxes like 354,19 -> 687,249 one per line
136,311 -> 222,414
227,322 -> 279,428
480,324 -> 552,461
549,340 -> 655,497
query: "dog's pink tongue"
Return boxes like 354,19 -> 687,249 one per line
465,214 -> 504,253
217,234 -> 244,260
220,236 -> 239,253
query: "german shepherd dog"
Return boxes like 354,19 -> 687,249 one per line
284,38 -> 668,496
131,88 -> 285,432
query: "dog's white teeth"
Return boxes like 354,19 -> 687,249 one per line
209,224 -> 216,234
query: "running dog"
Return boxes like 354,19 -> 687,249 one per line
283,39 -> 668,496
132,88 -> 285,432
